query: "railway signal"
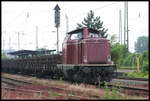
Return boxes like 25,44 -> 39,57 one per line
54,4 -> 60,53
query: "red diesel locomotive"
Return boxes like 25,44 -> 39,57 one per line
2,27 -> 117,84
59,27 -> 117,83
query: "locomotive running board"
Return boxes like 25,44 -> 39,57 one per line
57,64 -> 116,67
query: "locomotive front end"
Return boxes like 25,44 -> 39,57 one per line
61,27 -> 117,83
82,29 -> 112,64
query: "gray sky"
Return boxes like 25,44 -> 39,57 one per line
2,1 -> 149,53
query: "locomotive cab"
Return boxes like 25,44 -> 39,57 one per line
62,27 -> 112,64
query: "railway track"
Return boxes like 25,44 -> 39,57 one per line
108,84 -> 149,98
1,76 -> 96,99
111,77 -> 148,88
108,77 -> 149,97
2,74 -> 149,99
2,76 -> 33,86
116,76 -> 148,81
2,86 -> 93,99
108,83 -> 149,93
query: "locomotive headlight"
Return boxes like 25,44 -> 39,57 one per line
83,56 -> 87,63
107,55 -> 111,62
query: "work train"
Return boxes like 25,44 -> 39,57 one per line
2,27 -> 117,84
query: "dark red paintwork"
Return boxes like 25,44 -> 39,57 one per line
62,27 -> 111,64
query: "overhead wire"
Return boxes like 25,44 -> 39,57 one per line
3,2 -> 121,50
70,2 -> 117,19
3,2 -> 32,28
3,2 -> 119,34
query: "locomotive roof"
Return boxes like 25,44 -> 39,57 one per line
8,50 -> 56,56
68,27 -> 99,34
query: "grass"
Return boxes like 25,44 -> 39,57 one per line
3,73 -> 9,77
32,80 -> 45,85
32,81 -> 38,85
59,77 -> 62,81
33,92 -> 42,99
49,90 -> 58,98
68,83 -> 105,98
7,90 -> 10,99
69,88 -> 73,95
120,66 -> 137,69
124,71 -> 149,78
111,86 -> 117,99
104,81 -> 125,99
38,81 -> 44,85
98,78 -> 101,88
34,93 -> 39,98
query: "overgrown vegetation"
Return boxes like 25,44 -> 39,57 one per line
110,42 -> 129,68
2,52 -> 8,59
3,73 -> 9,77
124,71 -> 149,78
110,39 -> 149,78
2,73 -> 147,99
49,90 -> 58,98
104,81 -> 124,99
110,42 -> 148,73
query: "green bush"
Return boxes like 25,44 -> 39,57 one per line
111,43 -> 129,68
142,50 -> 149,72
122,53 -> 136,66
124,71 -> 149,78
143,61 -> 149,72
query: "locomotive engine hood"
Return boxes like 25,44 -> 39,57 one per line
62,27 -> 111,64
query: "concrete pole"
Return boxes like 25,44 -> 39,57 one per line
57,27 -> 59,53
36,26 -> 38,50
126,1 -> 129,50
9,36 -> 11,50
3,31 -> 6,50
124,2 -> 126,45
65,14 -> 69,35
119,9 -> 122,44
18,32 -> 20,50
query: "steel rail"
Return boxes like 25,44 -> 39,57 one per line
2,86 -> 93,99
107,84 -> 149,97
116,76 -> 148,81
108,84 -> 149,92
2,76 -> 33,86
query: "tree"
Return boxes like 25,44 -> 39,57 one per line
110,34 -> 118,44
36,48 -> 47,51
142,50 -> 149,72
77,10 -> 108,38
36,48 -> 48,56
135,36 -> 148,53
111,43 -> 129,68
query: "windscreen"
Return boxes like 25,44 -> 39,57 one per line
70,32 -> 82,40
89,32 -> 99,38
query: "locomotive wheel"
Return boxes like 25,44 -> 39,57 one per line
73,74 -> 82,83
73,69 -> 88,83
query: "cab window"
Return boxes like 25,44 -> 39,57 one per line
89,32 -> 99,38
70,32 -> 82,40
